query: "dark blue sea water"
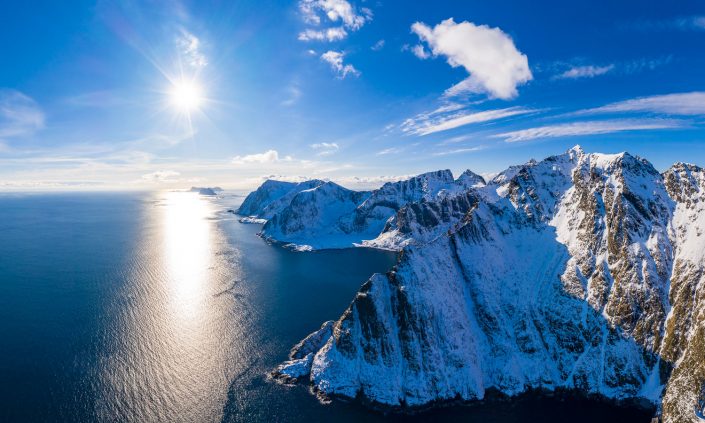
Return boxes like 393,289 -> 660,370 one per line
0,192 -> 653,422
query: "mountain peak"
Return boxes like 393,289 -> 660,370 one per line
456,169 -> 486,186
668,161 -> 703,173
568,144 -> 584,154
416,169 -> 455,182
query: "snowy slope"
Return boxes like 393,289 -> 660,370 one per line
365,149 -> 578,249
261,181 -> 371,250
252,169 -> 473,250
237,179 -> 325,220
271,146 -> 705,422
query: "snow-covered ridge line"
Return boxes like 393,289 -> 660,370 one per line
237,168 -> 487,250
263,145 -> 705,423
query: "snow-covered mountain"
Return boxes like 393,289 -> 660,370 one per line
240,169 -> 488,250
261,181 -> 371,250
237,179 -> 326,221
269,146 -> 705,422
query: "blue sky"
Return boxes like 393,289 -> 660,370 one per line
1,0 -> 704,190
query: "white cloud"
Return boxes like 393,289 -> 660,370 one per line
299,0 -> 371,31
555,64 -> 614,80
432,146 -> 482,156
298,27 -> 348,41
376,147 -> 403,155
298,0 -> 371,43
141,170 -> 181,182
232,150 -> 293,164
251,174 -> 313,184
428,102 -> 466,115
298,29 -> 325,41
402,107 -> 535,136
371,39 -> 385,51
578,92 -> 705,116
495,119 -> 683,142
176,30 -> 207,68
310,142 -> 339,156
320,50 -> 360,78
336,174 -> 416,188
439,134 -> 473,145
0,89 -> 44,140
411,44 -> 430,59
411,18 -> 532,99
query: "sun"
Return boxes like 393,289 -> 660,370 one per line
169,79 -> 203,112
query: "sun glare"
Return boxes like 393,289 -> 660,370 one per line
169,79 -> 203,112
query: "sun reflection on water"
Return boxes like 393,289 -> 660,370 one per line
162,191 -> 211,320
97,191 -> 240,422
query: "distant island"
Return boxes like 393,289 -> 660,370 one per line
189,186 -> 223,196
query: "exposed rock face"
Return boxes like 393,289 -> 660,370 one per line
268,146 -> 705,422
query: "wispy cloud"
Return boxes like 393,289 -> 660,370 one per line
310,142 -> 339,156
141,170 -> 181,182
0,89 -> 44,140
402,106 -> 536,136
555,64 -> 614,80
281,83 -> 302,107
63,90 -> 131,108
576,92 -> 705,116
371,39 -> 385,51
432,146 -> 483,156
411,18 -> 532,99
176,30 -> 207,68
232,150 -> 293,164
376,147 -> 403,155
547,57 -> 671,80
320,50 -> 359,78
439,134 -> 474,145
336,174 -> 416,187
495,118 -> 683,142
622,56 -> 673,74
624,16 -> 705,32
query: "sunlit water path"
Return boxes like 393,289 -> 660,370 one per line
0,192 -> 653,422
